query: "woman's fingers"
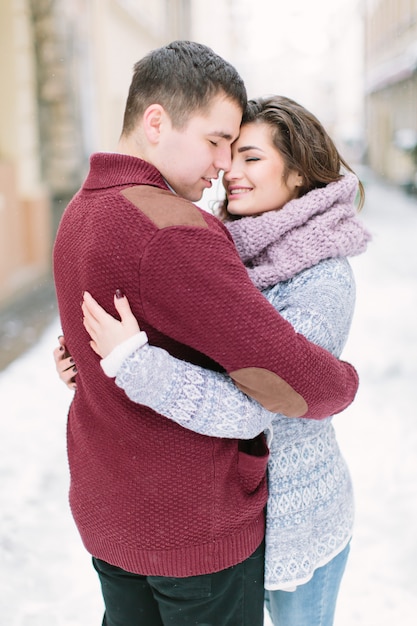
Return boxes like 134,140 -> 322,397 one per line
82,290 -> 140,358
82,305 -> 97,340
53,345 -> 63,370
82,292 -> 106,340
114,292 -> 141,334
53,340 -> 77,390
82,292 -> 102,328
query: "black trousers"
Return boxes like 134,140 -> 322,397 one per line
92,540 -> 265,626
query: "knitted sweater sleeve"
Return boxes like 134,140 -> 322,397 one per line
114,344 -> 275,438
114,258 -> 355,434
138,225 -> 358,419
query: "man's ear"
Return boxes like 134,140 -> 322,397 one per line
143,104 -> 168,144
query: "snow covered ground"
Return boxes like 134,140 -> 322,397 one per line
1,171 -> 417,625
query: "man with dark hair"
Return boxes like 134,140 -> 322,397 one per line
121,40 -> 247,135
53,40 -> 359,625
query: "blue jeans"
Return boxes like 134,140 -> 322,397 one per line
265,542 -> 350,626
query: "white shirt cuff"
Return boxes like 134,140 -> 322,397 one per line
100,331 -> 148,377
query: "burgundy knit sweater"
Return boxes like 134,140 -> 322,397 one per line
53,153 -> 358,577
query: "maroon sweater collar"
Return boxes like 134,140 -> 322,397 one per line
84,152 -> 169,191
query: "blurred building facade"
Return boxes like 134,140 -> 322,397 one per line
0,0 -> 192,311
0,0 -> 192,366
364,0 -> 417,190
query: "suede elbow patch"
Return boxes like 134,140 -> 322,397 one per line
230,367 -> 308,417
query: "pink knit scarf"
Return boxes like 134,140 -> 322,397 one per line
226,173 -> 371,289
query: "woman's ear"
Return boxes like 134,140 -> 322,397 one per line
143,104 -> 166,144
288,170 -> 304,191
295,172 -> 304,187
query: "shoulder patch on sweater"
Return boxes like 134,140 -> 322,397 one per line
121,186 -> 208,229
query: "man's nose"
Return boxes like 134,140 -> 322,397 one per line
214,147 -> 232,173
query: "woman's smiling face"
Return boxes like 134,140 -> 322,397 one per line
223,122 -> 303,217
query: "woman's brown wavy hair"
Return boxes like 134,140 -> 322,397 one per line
218,95 -> 364,221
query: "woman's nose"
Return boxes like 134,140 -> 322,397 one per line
223,164 -> 241,181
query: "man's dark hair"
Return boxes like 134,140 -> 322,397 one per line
121,40 -> 247,135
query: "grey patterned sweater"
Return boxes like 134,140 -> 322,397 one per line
101,177 -> 369,589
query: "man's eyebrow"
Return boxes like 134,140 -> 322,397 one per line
210,131 -> 234,141
237,145 -> 265,153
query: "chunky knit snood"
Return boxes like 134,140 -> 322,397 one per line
226,173 -> 371,289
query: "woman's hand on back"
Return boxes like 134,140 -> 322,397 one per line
82,290 -> 141,359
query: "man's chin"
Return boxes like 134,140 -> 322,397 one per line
183,189 -> 204,203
